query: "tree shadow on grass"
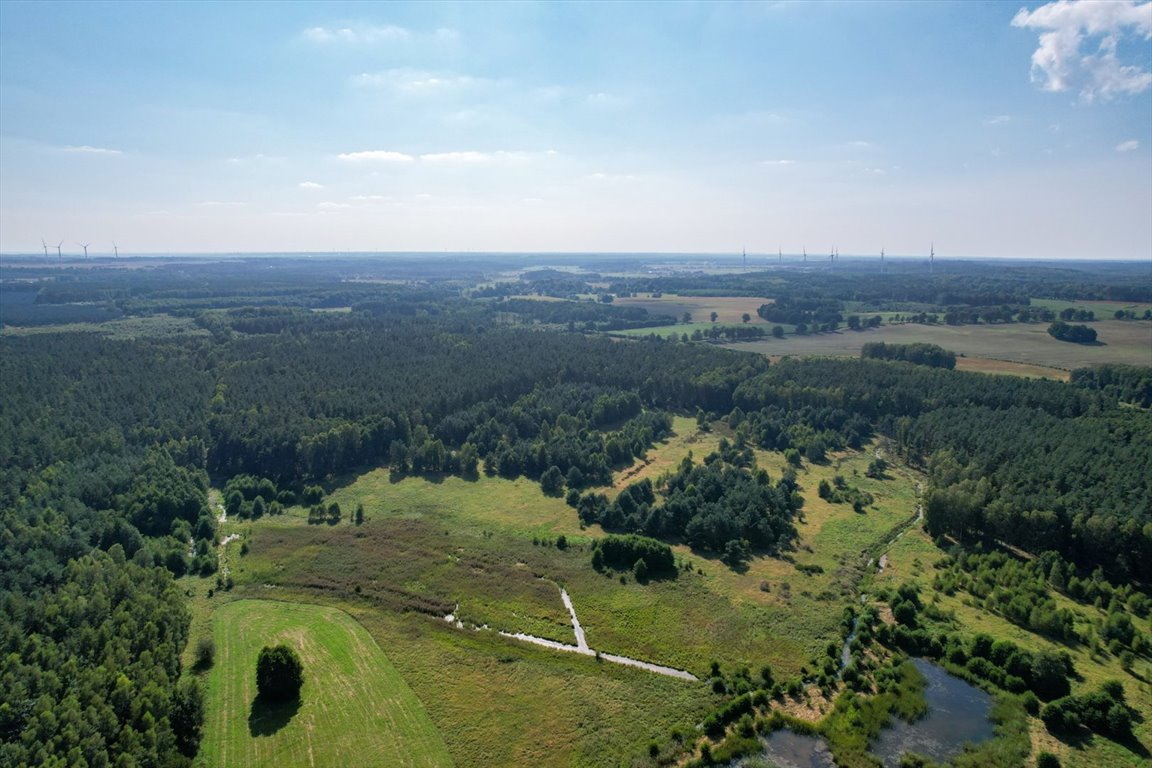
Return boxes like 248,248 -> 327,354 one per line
248,693 -> 301,737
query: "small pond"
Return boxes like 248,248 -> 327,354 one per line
731,729 -> 834,768
869,658 -> 996,767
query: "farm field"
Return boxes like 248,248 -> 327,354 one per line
613,294 -> 774,324
730,319 -> 1152,369
197,599 -> 452,768
872,529 -> 1152,768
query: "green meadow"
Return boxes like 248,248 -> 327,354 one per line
197,599 -> 452,768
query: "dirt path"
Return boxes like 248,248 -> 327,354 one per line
463,584 -> 698,681
560,589 -> 589,652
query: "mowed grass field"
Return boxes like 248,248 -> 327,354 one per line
198,599 -> 453,768
730,319 -> 1152,370
873,529 -> 1152,768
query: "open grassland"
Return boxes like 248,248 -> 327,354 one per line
610,320 -> 785,339
198,599 -> 452,768
229,419 -> 921,682
730,319 -> 1152,370
613,294 -> 774,324
215,537 -> 716,766
872,529 -> 1152,768
206,419 -> 939,764
1030,297 -> 1152,316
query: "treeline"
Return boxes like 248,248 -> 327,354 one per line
861,341 -> 956,369
591,534 -> 675,576
1070,364 -> 1152,408
209,322 -> 764,481
1047,321 -> 1097,343
729,358 -> 1149,581
916,407 -> 1152,580
609,262 -> 1152,305
491,297 -> 675,331
577,447 -> 802,565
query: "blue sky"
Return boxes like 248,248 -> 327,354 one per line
1,1 -> 1149,258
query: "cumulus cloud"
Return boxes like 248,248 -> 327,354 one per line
61,145 -> 122,155
298,181 -> 324,189
1012,0 -> 1152,101
760,159 -> 795,166
337,150 -> 414,163
1116,139 -> 1140,151
302,24 -> 409,44
983,115 -> 1012,126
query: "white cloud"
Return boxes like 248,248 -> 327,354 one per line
317,201 -> 352,209
585,92 -> 630,108
1012,0 -> 1152,101
60,145 -> 122,155
983,115 -> 1012,126
420,151 -> 490,163
337,150 -> 414,163
419,150 -> 549,163
760,159 -> 794,166
354,68 -> 487,92
302,24 -> 409,44
350,194 -> 392,201
198,201 -> 246,208
1116,139 -> 1140,152
587,172 -> 638,182
298,181 -> 324,189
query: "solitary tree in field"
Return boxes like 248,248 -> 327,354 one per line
257,644 -> 304,700
710,311 -> 718,323
742,312 -> 751,324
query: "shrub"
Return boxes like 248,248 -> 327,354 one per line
194,636 -> 215,669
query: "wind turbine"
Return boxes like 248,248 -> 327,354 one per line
78,242 -> 90,259
929,242 -> 935,273
803,247 -> 807,263
41,238 -> 48,258
55,241 -> 63,260
881,247 -> 885,274
112,242 -> 119,258
778,246 -> 782,264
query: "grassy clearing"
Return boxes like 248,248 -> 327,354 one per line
198,599 -> 452,768
0,314 -> 209,339
954,357 -> 1069,381
221,541 -> 715,766
211,419 -> 932,764
730,319 -> 1152,369
871,528 -> 1152,768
